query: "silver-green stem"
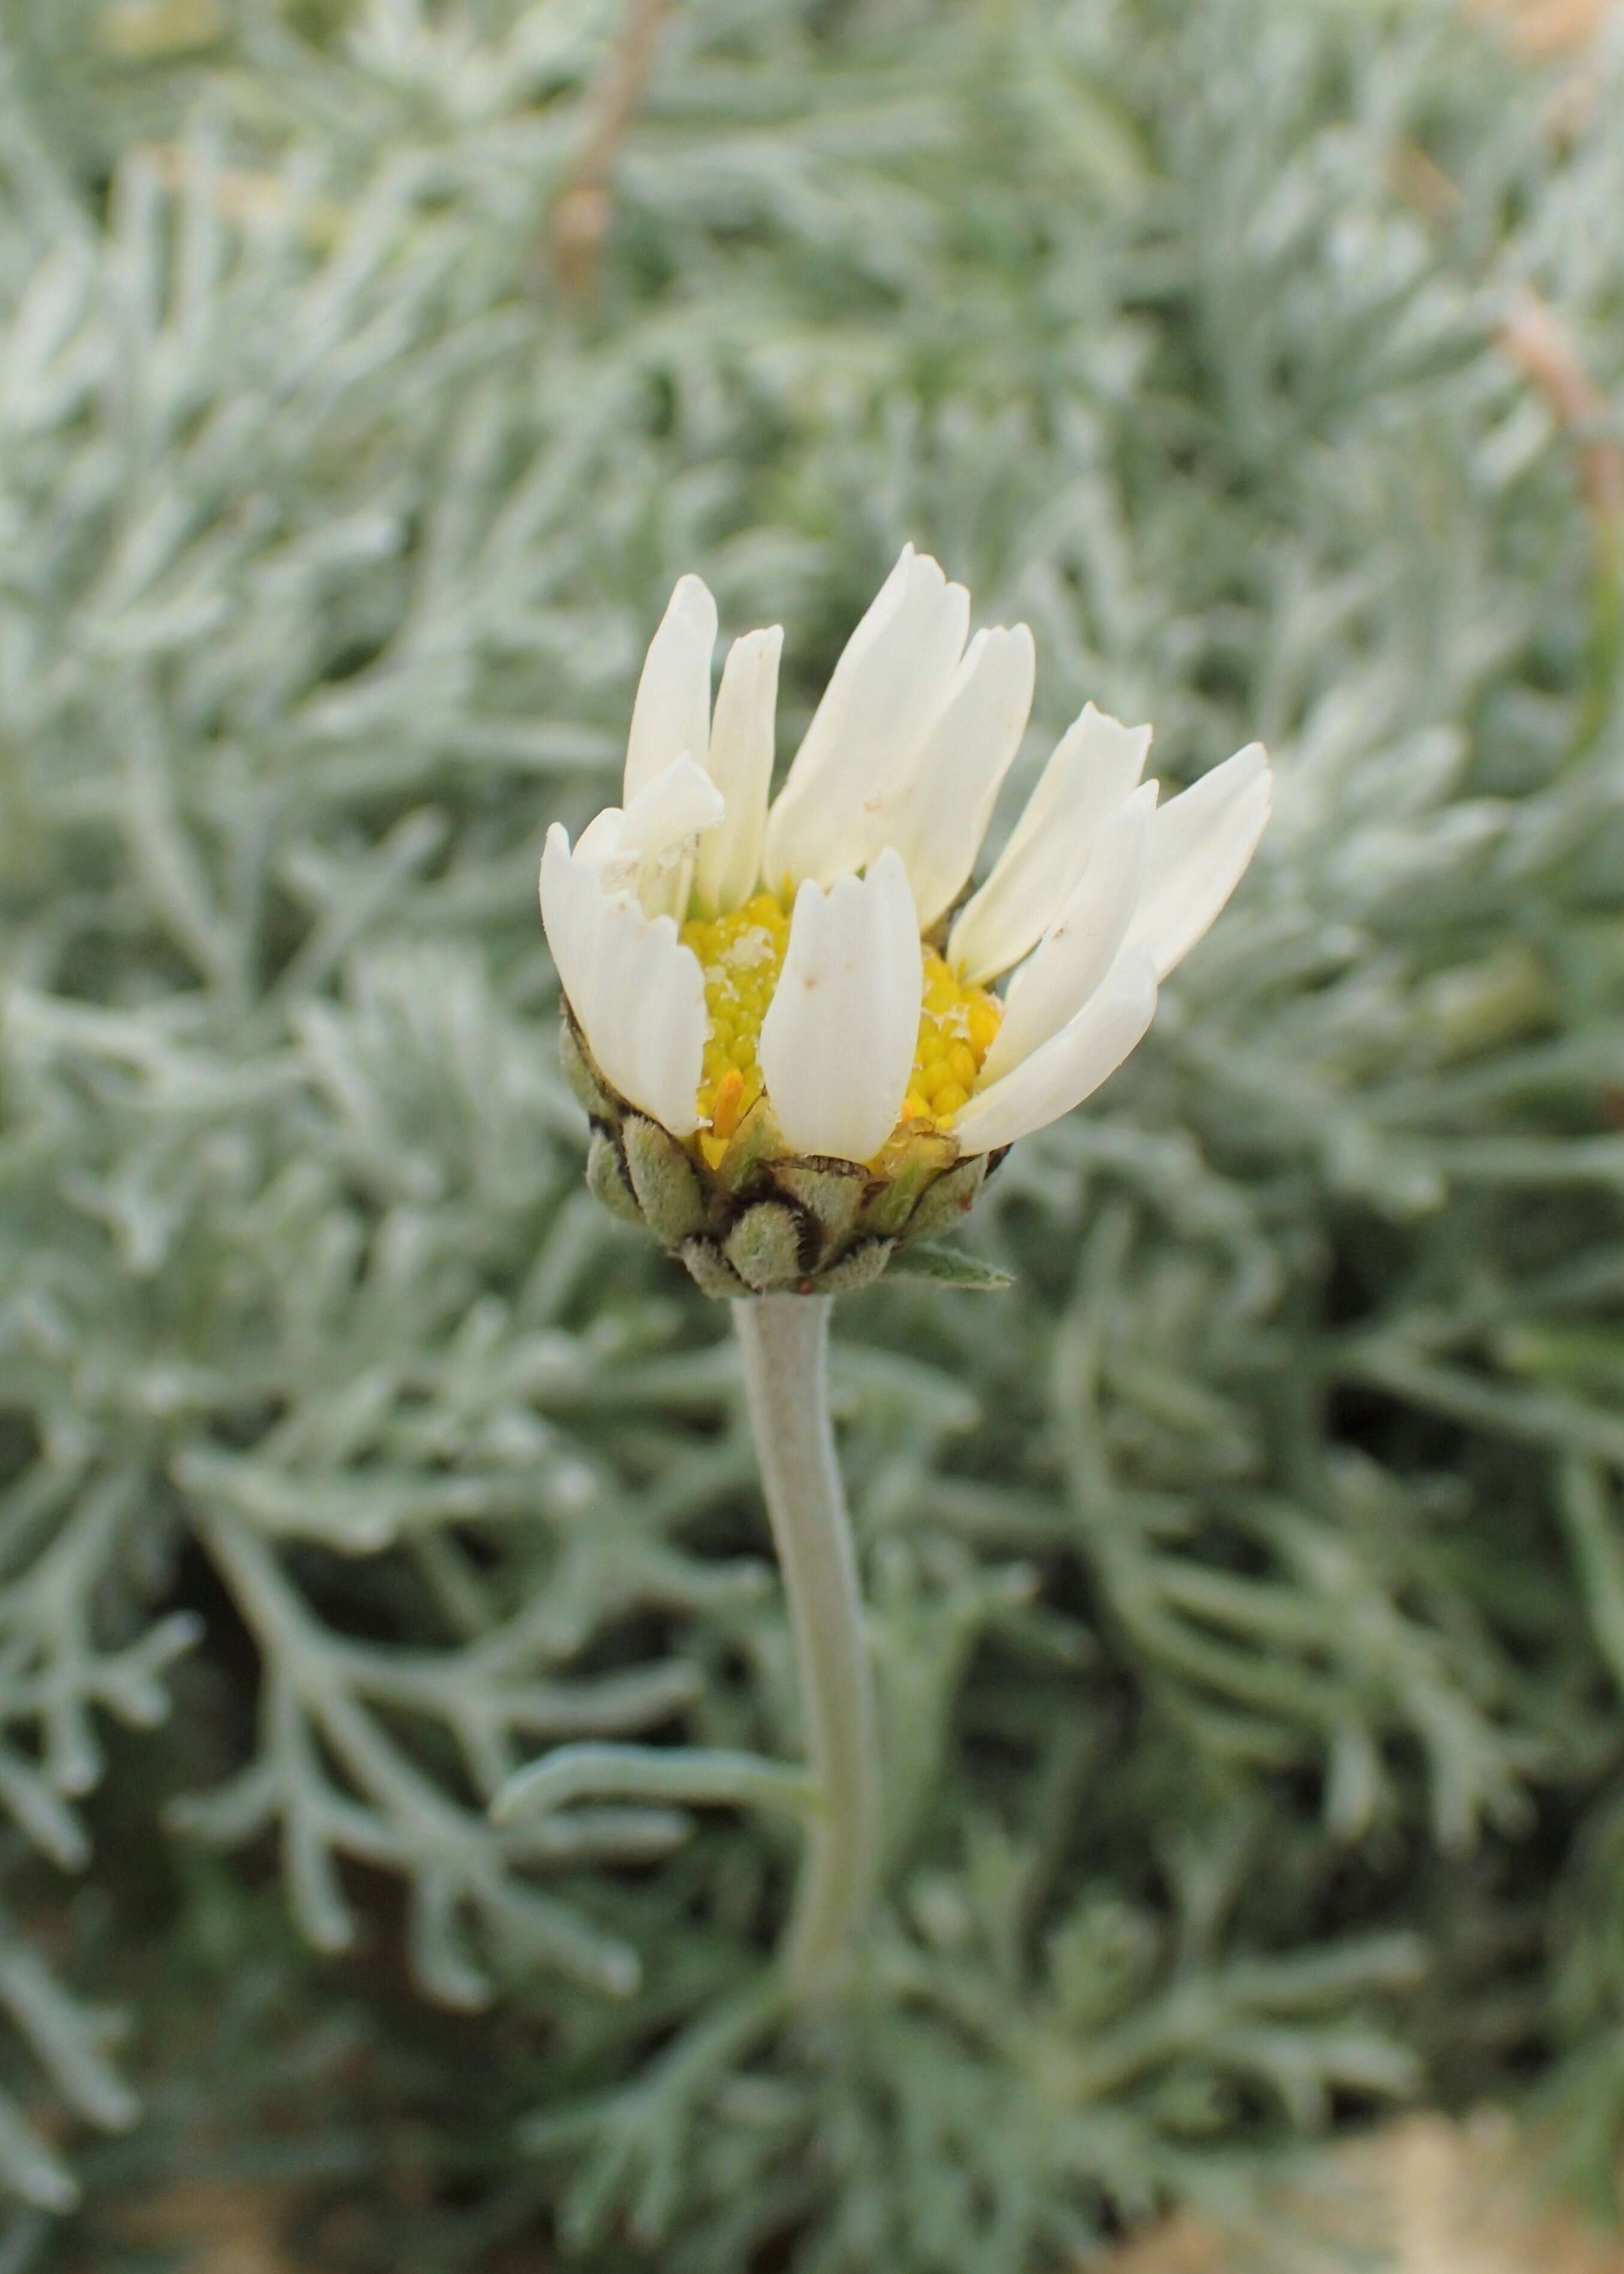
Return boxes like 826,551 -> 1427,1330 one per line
733,1292 -> 879,2001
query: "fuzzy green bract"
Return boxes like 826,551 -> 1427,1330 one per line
2,0 -> 1623,2263
563,1012 -> 994,1295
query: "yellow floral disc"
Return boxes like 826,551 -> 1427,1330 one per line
679,895 -> 1002,1166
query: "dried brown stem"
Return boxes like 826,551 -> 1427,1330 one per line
1469,0 -> 1612,59
552,0 -> 671,301
1500,287 -> 1624,540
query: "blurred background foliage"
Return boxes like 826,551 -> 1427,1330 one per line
1,0 -> 1623,2265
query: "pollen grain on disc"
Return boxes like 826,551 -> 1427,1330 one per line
909,950 -> 1000,1127
682,892 -> 790,1147
680,898 -> 1003,1157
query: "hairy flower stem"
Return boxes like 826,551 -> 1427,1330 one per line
733,1294 -> 879,2002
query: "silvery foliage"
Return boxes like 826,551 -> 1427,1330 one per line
1,0 -> 1623,2257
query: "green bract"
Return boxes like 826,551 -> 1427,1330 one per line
562,1013 -> 1001,1294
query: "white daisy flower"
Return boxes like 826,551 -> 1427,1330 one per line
541,545 -> 1271,1194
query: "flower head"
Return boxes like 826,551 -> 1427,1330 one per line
542,548 -> 1271,1294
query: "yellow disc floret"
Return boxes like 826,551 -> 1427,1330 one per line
681,896 -> 1002,1165
682,892 -> 792,1144
906,950 -> 1002,1126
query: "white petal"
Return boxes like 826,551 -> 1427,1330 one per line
948,703 -> 1152,986
758,847 -> 921,1163
761,547 -> 970,890
539,824 -> 706,1136
694,627 -> 782,916
617,753 -> 725,860
574,805 -> 626,868
570,757 -> 724,920
953,947 -> 1157,1156
617,752 -> 725,922
978,784 -> 1155,1085
623,575 -> 718,804
1127,743 -> 1271,980
878,624 -> 1036,931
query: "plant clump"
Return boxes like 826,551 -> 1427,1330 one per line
1,0 -> 1623,2265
